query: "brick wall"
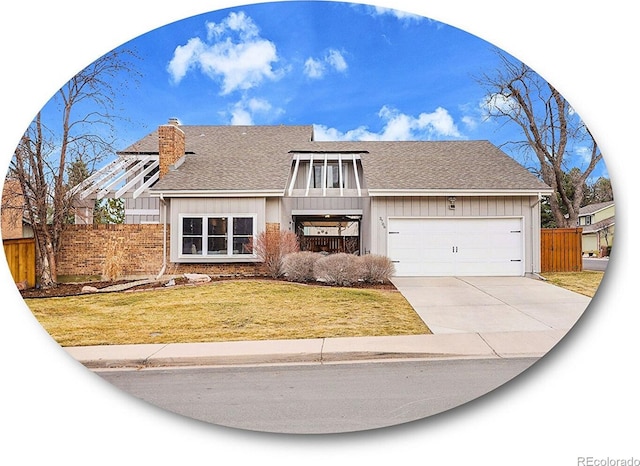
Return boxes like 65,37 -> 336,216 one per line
57,224 -> 268,279
58,224 -> 166,277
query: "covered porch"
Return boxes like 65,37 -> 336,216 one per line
294,214 -> 361,255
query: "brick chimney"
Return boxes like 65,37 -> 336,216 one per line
158,118 -> 185,178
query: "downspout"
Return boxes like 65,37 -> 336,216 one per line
530,192 -> 547,280
155,193 -> 167,280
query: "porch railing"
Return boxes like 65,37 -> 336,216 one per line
299,236 -> 359,254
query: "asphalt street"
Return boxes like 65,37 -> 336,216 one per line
97,357 -> 539,434
582,257 -> 608,271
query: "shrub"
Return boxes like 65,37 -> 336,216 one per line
360,254 -> 395,283
282,251 -> 322,282
250,229 -> 299,278
313,253 -> 363,286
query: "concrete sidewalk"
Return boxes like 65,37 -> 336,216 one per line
65,276 -> 592,369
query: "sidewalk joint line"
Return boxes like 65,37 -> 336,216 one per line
320,338 -> 326,363
477,333 -> 502,359
142,344 -> 170,366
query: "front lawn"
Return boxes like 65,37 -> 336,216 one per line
25,280 -> 430,347
540,271 -> 604,297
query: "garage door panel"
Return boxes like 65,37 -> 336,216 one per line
388,218 -> 523,277
457,260 -> 521,276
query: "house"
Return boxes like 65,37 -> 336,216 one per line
73,120 -> 553,277
578,201 -> 615,256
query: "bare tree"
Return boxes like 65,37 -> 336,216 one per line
477,51 -> 603,227
8,49 -> 138,287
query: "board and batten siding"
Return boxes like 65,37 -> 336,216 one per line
169,197 -> 266,263
282,196 -> 366,214
125,196 -> 160,224
370,196 -> 543,274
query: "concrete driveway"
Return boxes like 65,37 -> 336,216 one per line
391,276 -> 592,335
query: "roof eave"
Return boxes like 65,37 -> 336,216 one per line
149,189 -> 285,198
367,188 -> 554,197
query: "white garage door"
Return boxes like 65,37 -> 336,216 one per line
388,217 -> 524,277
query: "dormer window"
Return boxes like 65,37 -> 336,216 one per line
287,152 -> 364,197
313,163 -> 345,189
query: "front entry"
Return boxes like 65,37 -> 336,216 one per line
294,215 -> 361,254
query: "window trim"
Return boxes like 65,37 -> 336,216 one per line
178,213 -> 257,260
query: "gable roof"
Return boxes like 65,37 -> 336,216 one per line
578,201 -> 615,234
121,124 -> 551,195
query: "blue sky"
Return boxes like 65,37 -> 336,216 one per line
116,2 -> 494,139
35,1 -> 606,179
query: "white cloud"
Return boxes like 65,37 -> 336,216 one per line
166,38 -> 205,84
575,145 -> 596,167
304,49 -> 348,79
230,106 -> 253,126
461,115 -> 478,131
304,57 -> 325,79
206,11 -> 259,41
314,106 -> 463,141
167,11 -> 282,94
481,93 -> 521,116
362,5 -> 426,24
326,49 -> 348,72
228,97 -> 283,125
313,124 -> 378,141
414,107 -> 462,138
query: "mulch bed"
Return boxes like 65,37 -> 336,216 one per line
19,275 -> 397,299
19,279 -> 134,298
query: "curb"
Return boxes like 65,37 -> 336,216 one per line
64,332 -> 558,369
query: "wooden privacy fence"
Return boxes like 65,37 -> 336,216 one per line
541,228 -> 583,272
3,238 -> 36,288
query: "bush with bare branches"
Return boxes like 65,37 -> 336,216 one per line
313,253 -> 363,286
251,229 -> 299,278
360,254 -> 395,283
282,251 -> 322,282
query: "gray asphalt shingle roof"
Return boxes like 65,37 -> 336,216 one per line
578,201 -> 615,216
289,140 -> 550,191
120,125 -> 551,193
122,125 -> 313,192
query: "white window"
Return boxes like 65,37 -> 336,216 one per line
180,215 -> 256,258
313,162 -> 346,189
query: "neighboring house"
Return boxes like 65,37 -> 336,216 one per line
74,120 -> 553,277
578,201 -> 615,256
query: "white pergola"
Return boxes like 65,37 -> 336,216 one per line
71,155 -> 159,201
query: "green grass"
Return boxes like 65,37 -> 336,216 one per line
25,280 -> 430,347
